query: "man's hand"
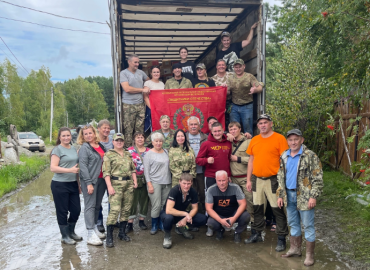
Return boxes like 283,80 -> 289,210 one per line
249,83 -> 259,94
221,83 -> 228,88
207,157 -> 214,164
147,184 -> 154,194
277,198 -> 284,209
142,86 -> 150,94
177,217 -> 188,227
251,22 -> 258,29
230,154 -> 238,162
226,133 -> 235,142
308,198 -> 316,209
87,184 -> 94,195
185,213 -> 193,224
108,185 -> 115,196
244,132 -> 252,139
220,218 -> 231,228
246,181 -> 252,192
228,177 -> 232,183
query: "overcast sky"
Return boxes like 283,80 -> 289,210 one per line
0,0 -> 281,82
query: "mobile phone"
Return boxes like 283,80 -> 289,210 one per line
226,219 -> 231,225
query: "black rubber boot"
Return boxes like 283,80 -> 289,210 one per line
234,232 -> 241,243
125,222 -> 133,234
176,226 -> 194,239
139,220 -> 148,230
119,221 -> 131,242
275,235 -> 286,252
106,225 -> 114,248
215,228 -> 225,241
97,224 -> 105,233
114,222 -> 120,228
68,222 -> 83,241
244,229 -> 263,244
163,231 -> 172,249
59,225 -> 76,245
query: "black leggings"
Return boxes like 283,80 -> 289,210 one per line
51,180 -> 81,225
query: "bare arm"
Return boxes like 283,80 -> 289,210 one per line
246,155 -> 254,192
143,92 -> 151,108
121,81 -> 149,94
242,22 -> 258,48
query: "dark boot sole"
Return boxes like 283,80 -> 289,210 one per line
119,236 -> 131,242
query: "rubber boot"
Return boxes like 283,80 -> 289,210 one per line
177,226 -> 194,239
275,235 -> 287,252
163,231 -> 172,249
68,222 -> 83,241
118,221 -> 131,242
304,241 -> 315,266
215,228 -> 225,241
244,229 -> 263,244
234,232 -> 241,243
106,225 -> 114,248
150,218 -> 159,235
125,222 -> 133,234
158,218 -> 164,231
139,220 -> 148,230
59,225 -> 76,245
281,235 -> 302,257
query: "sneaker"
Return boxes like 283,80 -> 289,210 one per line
87,230 -> 103,246
176,226 -> 194,239
275,238 -> 286,252
215,229 -> 225,241
94,225 -> 106,239
206,227 -> 214,237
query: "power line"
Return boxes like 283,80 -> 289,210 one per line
0,16 -> 110,35
0,36 -> 29,75
0,0 -> 106,25
0,46 -> 28,76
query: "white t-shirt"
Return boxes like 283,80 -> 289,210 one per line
144,80 -> 165,91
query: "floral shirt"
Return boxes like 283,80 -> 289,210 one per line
127,146 -> 150,175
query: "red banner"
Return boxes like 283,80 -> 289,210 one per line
150,86 -> 227,133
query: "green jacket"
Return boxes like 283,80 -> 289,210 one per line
277,144 -> 324,211
169,145 -> 196,181
165,77 -> 193,89
102,149 -> 136,179
145,129 -> 176,150
230,135 -> 251,177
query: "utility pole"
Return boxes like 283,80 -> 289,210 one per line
50,87 -> 54,142
66,111 -> 68,128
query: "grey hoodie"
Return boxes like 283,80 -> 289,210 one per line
78,142 -> 107,185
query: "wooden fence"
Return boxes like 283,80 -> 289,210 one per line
328,98 -> 370,176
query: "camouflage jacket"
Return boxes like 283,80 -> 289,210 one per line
102,149 -> 136,179
165,77 -> 193,89
230,135 -> 251,177
145,129 -> 176,150
277,144 -> 324,211
212,72 -> 233,100
169,145 -> 197,181
227,72 -> 264,105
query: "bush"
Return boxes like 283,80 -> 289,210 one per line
0,155 -> 50,198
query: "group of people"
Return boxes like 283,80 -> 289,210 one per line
49,23 -> 324,268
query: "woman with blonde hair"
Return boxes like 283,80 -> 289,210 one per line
191,63 -> 216,88
77,125 -> 107,246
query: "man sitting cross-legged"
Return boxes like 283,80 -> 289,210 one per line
205,170 -> 250,243
160,173 -> 207,249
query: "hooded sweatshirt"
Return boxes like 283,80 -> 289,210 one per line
196,133 -> 231,178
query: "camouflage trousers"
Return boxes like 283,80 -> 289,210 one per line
251,175 -> 288,236
128,184 -> 149,219
123,102 -> 145,147
106,179 -> 134,225
231,176 -> 254,223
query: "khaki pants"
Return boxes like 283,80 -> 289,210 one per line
123,102 -> 145,147
231,176 -> 254,223
107,180 -> 134,225
251,175 -> 288,236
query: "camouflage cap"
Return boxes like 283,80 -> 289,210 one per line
160,115 -> 170,121
257,113 -> 272,123
196,63 -> 206,70
113,133 -> 124,141
287,129 -> 303,137
221,31 -> 231,38
234,59 -> 245,66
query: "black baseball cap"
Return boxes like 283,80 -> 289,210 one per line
172,63 -> 182,70
256,114 -> 272,123
287,129 -> 303,137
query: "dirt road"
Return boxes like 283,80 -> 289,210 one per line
0,169 -> 354,270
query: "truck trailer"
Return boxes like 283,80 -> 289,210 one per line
109,0 -> 266,133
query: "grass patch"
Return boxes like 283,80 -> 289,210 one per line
318,169 -> 370,263
0,155 -> 50,198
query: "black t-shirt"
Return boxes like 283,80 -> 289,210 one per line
179,61 -> 197,80
177,78 -> 183,84
163,185 -> 199,212
215,42 -> 243,72
192,78 -> 216,88
205,183 -> 245,218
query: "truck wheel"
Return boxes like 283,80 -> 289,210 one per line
39,149 -> 45,152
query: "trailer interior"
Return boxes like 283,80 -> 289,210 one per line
109,0 -> 266,133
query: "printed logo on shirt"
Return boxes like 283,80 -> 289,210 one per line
194,82 -> 210,88
223,51 -> 238,72
210,146 -> 230,151
218,199 -> 230,207
182,66 -> 193,75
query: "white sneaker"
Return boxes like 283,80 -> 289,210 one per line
87,230 -> 103,246
206,227 -> 213,237
94,225 -> 106,239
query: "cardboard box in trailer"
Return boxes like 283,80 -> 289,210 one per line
109,0 -> 267,133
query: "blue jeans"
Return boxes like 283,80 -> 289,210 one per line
230,102 -> 253,135
286,189 -> 315,242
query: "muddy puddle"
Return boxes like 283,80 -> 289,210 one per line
0,169 -> 356,269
